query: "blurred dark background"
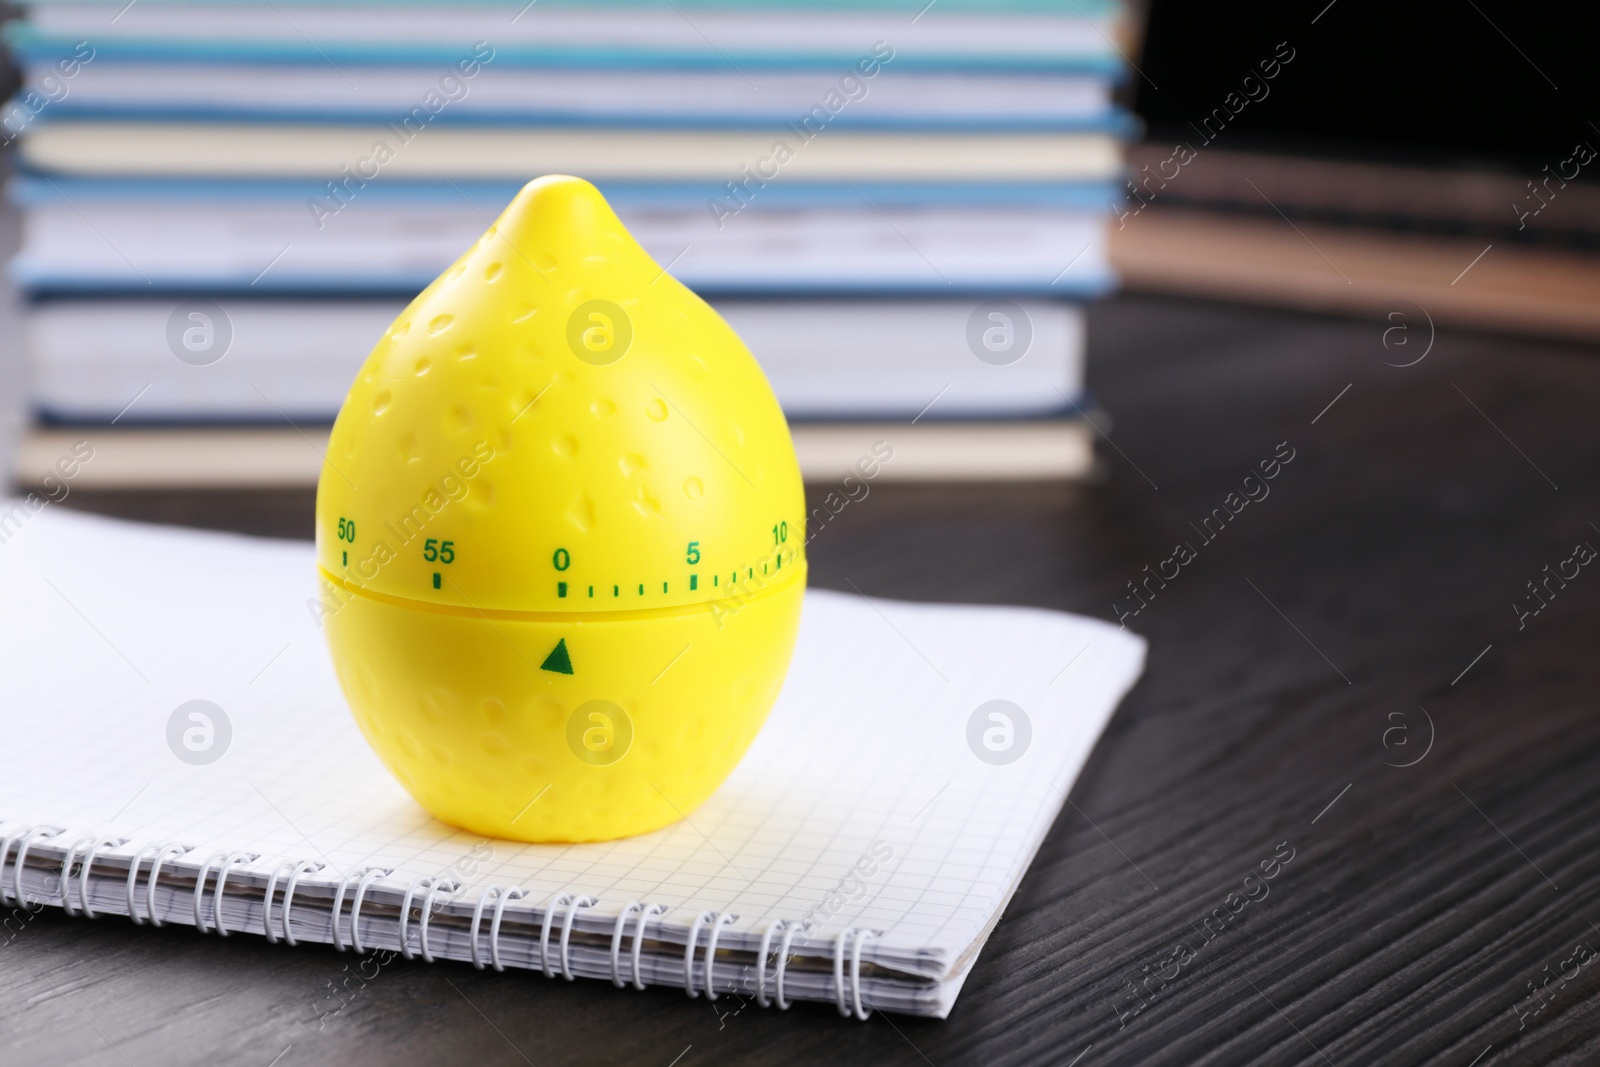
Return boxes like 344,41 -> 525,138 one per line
1135,0 -> 1599,174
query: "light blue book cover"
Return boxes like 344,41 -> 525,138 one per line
10,262 -> 1117,299
9,0 -> 1128,72
12,103 -> 1137,135
9,175 -> 1125,212
10,37 -> 1128,75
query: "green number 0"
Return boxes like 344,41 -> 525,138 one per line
553,548 -> 571,571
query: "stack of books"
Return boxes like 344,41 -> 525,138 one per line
7,0 -> 1132,484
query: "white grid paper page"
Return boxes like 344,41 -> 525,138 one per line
0,506 -> 1144,1007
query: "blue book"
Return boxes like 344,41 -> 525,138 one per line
11,0 -> 1128,72
8,63 -> 1134,133
9,175 -> 1124,211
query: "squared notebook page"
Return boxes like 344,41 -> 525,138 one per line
0,505 -> 1144,1013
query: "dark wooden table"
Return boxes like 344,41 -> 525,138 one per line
10,293 -> 1600,1066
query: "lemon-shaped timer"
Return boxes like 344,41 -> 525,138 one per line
315,176 -> 806,842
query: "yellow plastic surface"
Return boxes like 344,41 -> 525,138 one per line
315,175 -> 806,842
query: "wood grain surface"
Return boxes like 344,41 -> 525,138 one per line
8,294 -> 1600,1066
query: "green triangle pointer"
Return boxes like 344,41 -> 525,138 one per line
540,638 -> 573,675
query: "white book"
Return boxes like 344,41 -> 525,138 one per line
27,298 -> 1085,422
19,124 -> 1123,183
0,507 -> 1145,1018
15,195 -> 1110,294
17,420 -> 1102,487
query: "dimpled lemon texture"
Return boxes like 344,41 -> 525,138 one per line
315,175 -> 806,843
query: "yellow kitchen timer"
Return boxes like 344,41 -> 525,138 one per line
314,175 -> 806,843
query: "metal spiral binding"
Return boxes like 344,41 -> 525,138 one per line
0,824 -> 38,907
261,861 -> 300,943
193,850 -> 253,934
330,866 -> 390,952
125,842 -> 195,926
470,885 -> 520,971
0,824 -> 58,907
122,843 -> 162,923
609,902 -> 643,986
0,822 -> 884,1019
558,894 -> 597,980
833,928 -> 878,1020
144,844 -> 193,928
192,851 -> 229,931
59,834 -> 126,918
6,826 -> 63,909
263,859 -> 324,945
537,891 -> 598,979
757,918 -> 807,1010
398,875 -> 460,963
683,910 -> 737,999
279,860 -> 324,947
346,867 -> 389,954
629,902 -> 669,991
57,835 -> 96,917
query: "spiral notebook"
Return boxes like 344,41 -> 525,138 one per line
0,505 -> 1145,1019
